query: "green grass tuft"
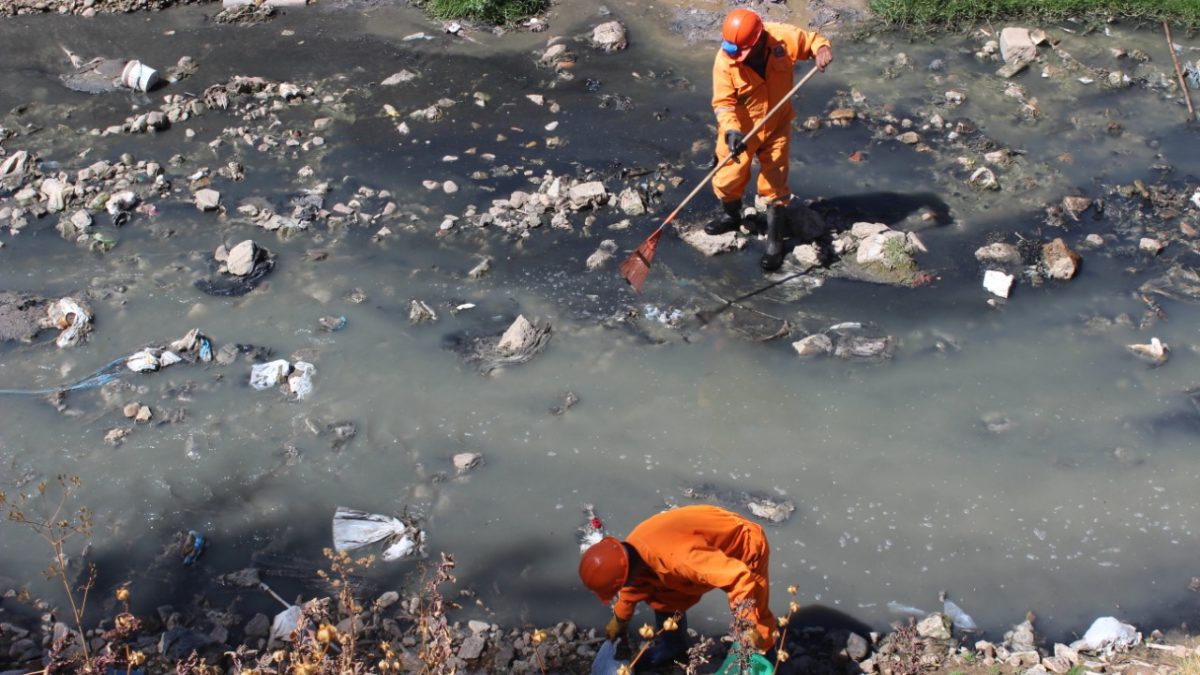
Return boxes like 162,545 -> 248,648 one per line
869,0 -> 1200,29
415,0 -> 546,25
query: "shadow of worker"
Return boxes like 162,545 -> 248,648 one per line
773,604 -> 876,675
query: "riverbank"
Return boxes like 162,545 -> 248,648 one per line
868,0 -> 1200,30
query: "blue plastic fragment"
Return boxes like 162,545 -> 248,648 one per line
198,337 -> 213,363
182,530 -> 206,566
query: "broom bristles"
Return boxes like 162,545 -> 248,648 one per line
619,230 -> 662,292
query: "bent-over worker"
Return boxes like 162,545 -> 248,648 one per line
705,8 -> 833,272
579,505 -> 777,671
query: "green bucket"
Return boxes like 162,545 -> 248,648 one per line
714,650 -> 774,675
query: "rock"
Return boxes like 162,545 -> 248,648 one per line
916,613 -> 951,640
1062,196 -> 1092,220
1139,237 -> 1164,255
969,167 -> 998,190
135,405 -> 152,424
617,188 -> 644,216
123,402 -> 140,418
159,627 -> 212,661
1053,644 -> 1079,665
856,229 -> 909,268
381,70 -> 418,86
1042,238 -> 1081,280
497,315 -> 539,355
997,59 -> 1031,78
586,240 -> 618,271
745,498 -> 794,523
1008,650 -> 1041,667
40,179 -> 66,212
376,591 -> 400,609
1000,27 -> 1037,65
69,209 -> 93,232
1127,337 -> 1168,365
1042,656 -> 1072,673
226,240 -> 261,276
590,21 -> 627,52
847,632 -> 870,661
897,131 -> 920,144
409,300 -> 437,324
567,181 -> 607,209
792,333 -> 833,357
468,257 -> 492,279
975,242 -> 1021,266
1005,619 -> 1037,653
945,89 -> 967,106
443,180 -> 458,194
791,243 -> 821,270
453,452 -> 482,474
244,610 -> 271,634
194,188 -> 221,211
678,223 -> 747,256
983,270 -> 1014,298
468,620 -> 490,634
458,634 -> 487,660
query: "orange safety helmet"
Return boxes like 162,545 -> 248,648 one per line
721,8 -> 764,62
578,536 -> 629,604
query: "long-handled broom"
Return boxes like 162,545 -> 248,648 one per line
619,65 -> 823,292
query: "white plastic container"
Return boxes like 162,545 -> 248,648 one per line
120,60 -> 160,92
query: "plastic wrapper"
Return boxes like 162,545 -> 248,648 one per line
331,507 -> 424,561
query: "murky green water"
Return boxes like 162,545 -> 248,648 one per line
2,0 -> 1199,645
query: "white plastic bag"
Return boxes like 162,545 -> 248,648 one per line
270,605 -> 304,643
250,359 -> 292,390
332,507 -> 423,561
1070,616 -> 1141,654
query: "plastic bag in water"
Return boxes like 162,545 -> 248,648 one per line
332,507 -> 424,561
943,599 -> 978,632
590,639 -> 628,675
1070,616 -> 1141,654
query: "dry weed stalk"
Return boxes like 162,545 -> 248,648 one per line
0,474 -> 110,673
415,552 -> 459,674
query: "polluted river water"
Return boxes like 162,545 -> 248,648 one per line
1,0 -> 1200,648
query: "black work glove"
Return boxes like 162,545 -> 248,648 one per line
725,129 -> 747,157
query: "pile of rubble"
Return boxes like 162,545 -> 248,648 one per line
0,0 -> 208,17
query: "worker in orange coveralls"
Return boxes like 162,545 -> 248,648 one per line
579,505 -> 777,671
705,8 -> 833,272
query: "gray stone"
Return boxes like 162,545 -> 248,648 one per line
41,179 -> 66,212
591,21 -> 627,52
916,613 -> 951,641
497,315 -> 539,355
376,591 -> 400,609
226,240 -> 260,276
453,452 -> 482,474
381,70 -> 418,86
856,230 -> 908,268
846,632 -> 870,661
245,613 -> 270,637
468,620 -> 490,634
1007,650 -> 1041,667
567,181 -> 607,209
457,634 -> 487,660
70,209 -> 93,231
792,334 -> 833,357
617,188 -> 644,216
8,638 -> 34,658
678,225 -> 747,257
585,240 -> 618,271
790,243 -> 821,270
195,188 -> 221,211
468,257 -> 492,279
975,242 -> 1021,266
1000,27 -> 1037,64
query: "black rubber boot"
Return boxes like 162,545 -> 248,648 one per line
704,200 -> 743,235
634,612 -> 689,673
760,203 -> 787,272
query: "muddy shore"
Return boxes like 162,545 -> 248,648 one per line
3,0 -> 1200,672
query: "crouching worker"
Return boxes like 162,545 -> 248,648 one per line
579,505 -> 777,671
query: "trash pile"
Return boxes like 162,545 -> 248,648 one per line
446,314 -> 553,375
250,359 -> 316,399
0,0 -> 204,17
0,294 -> 92,347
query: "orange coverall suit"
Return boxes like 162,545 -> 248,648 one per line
712,22 -> 831,205
613,505 -> 777,649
